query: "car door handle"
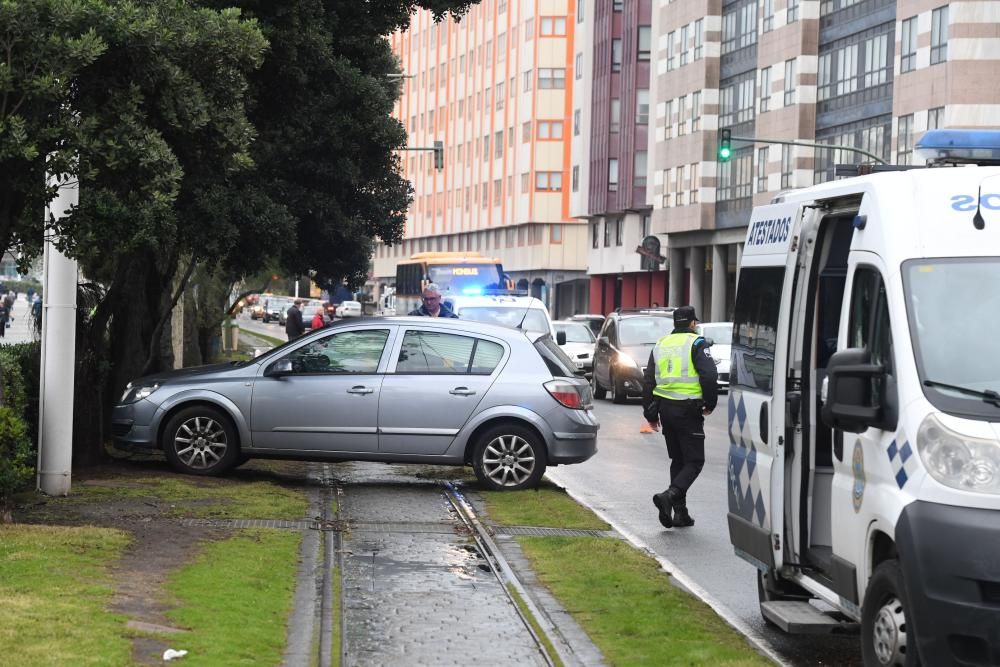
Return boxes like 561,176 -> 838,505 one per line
347,386 -> 374,395
449,387 -> 477,396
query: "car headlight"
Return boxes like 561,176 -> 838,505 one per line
120,382 -> 160,404
917,413 -> 1000,495
615,351 -> 638,369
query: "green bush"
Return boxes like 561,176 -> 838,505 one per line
1,279 -> 42,298
0,343 -> 39,516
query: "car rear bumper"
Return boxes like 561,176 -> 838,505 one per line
549,431 -> 597,464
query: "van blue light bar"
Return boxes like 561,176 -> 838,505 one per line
915,129 -> 1000,166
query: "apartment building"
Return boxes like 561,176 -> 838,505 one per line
582,0 -> 1000,321
373,0 -> 589,317
573,0 -> 657,314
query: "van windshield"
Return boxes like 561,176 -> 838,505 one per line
903,257 -> 1000,419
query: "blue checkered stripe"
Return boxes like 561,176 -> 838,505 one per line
887,438 -> 915,489
727,390 -> 769,530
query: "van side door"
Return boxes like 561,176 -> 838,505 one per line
727,202 -> 800,572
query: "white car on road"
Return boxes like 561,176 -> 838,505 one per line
554,320 -> 595,377
444,294 -> 556,338
696,321 -> 732,391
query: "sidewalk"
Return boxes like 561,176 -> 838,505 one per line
0,294 -> 37,345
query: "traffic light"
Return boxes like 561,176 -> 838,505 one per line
433,141 -> 444,170
718,129 -> 732,162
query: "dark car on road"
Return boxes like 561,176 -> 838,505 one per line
591,308 -> 675,403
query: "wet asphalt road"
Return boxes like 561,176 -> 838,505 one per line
547,398 -> 863,667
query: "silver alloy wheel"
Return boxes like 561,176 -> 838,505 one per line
481,434 -> 536,487
173,416 -> 228,470
871,595 -> 907,665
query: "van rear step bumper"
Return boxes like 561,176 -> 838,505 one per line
760,601 -> 859,635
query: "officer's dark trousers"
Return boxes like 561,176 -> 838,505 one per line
658,399 -> 706,495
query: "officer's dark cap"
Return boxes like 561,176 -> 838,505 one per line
673,305 -> 699,324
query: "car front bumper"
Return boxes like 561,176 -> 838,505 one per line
111,401 -> 159,449
896,500 -> 1000,665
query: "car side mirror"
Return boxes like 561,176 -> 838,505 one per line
821,348 -> 883,433
265,358 -> 293,377
598,336 -> 609,346
556,330 -> 567,345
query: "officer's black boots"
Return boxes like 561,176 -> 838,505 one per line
652,492 -> 673,528
665,486 -> 695,528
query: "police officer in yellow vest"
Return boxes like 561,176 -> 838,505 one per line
642,305 -> 718,528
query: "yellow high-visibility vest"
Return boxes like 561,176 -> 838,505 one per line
652,332 -> 703,400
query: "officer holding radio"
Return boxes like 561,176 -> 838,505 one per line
642,305 -> 718,529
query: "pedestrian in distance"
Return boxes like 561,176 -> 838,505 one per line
285,299 -> 306,340
408,283 -> 458,318
642,305 -> 718,529
0,299 -> 8,337
310,307 -> 325,331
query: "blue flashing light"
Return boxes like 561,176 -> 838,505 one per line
461,286 -> 483,296
915,129 -> 1000,166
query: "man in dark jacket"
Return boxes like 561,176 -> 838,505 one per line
285,299 -> 306,340
408,284 -> 458,318
642,305 -> 718,529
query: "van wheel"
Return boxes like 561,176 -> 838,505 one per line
611,373 -> 627,404
862,561 -> 917,667
472,423 -> 547,491
591,373 -> 607,400
162,406 -> 240,476
757,570 -> 811,626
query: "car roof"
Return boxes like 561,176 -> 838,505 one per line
609,308 -> 676,319
320,315 -> 542,343
446,295 -> 547,309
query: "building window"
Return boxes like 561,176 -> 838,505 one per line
759,66 -> 771,113
495,131 -> 503,159
897,114 -> 913,165
900,17 -> 917,73
638,26 -> 652,61
611,39 -> 623,72
663,99 -> 673,139
610,99 -> 621,133
693,19 -> 703,60
613,0 -> 622,11
763,0 -> 774,32
521,172 -> 530,192
603,218 -> 611,246
635,151 -> 648,187
781,145 -> 792,189
663,169 -> 672,208
578,0 -> 584,23
573,109 -> 581,136
690,162 -> 699,203
784,59 -> 797,106
572,166 -> 580,192
496,82 -> 505,110
592,221 -> 600,249
931,6 -> 948,65
551,224 -> 562,243
928,106 -> 945,130
608,158 -> 619,192
757,147 -> 769,193
538,68 -> 566,89
538,121 -> 564,139
675,166 -> 685,206
717,149 -> 753,203
666,31 -> 675,71
677,95 -> 687,136
679,24 -> 689,66
719,71 -> 756,127
525,17 -> 534,40
575,53 -> 583,79
863,34 -> 889,88
535,172 -> 563,191
523,69 -> 533,91
640,214 -> 650,238
690,91 -> 701,132
637,89 -> 650,125
787,0 -> 799,23
540,17 -> 567,36
722,0 -> 757,55
522,121 -> 532,142
615,218 -> 624,246
494,179 -> 502,203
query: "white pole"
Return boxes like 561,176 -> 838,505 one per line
37,174 -> 79,496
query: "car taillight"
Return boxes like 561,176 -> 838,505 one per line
544,379 -> 592,410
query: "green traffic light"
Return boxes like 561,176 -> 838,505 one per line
718,146 -> 732,161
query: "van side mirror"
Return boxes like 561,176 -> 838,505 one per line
556,330 -> 567,345
821,348 -> 883,433
265,358 -> 293,377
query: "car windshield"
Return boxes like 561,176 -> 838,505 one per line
555,322 -> 595,343
618,316 -> 674,346
903,257 -> 1000,418
459,307 -> 549,334
699,324 -> 733,345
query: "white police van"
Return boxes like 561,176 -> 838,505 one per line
726,130 -> 1000,666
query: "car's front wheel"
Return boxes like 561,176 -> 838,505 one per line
611,372 -> 627,404
862,560 -> 917,667
472,423 -> 547,491
592,372 -> 607,400
162,406 -> 240,476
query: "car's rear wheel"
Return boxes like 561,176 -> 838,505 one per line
591,372 -> 607,400
162,406 -> 240,476
472,423 -> 547,491
612,372 -> 627,404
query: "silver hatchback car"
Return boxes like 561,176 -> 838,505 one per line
113,317 -> 598,490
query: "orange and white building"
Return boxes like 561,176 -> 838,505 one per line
372,0 -> 590,316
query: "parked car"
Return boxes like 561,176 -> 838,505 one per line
112,318 -> 598,490
569,313 -> 607,337
554,320 -> 596,377
591,308 -> 675,403
445,294 -> 556,339
695,321 -> 732,391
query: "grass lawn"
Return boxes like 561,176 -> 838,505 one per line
165,529 -> 302,666
0,524 -> 132,666
51,474 -> 308,520
519,536 -> 771,666
479,480 -> 610,531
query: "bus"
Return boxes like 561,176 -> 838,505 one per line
394,252 -> 509,315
